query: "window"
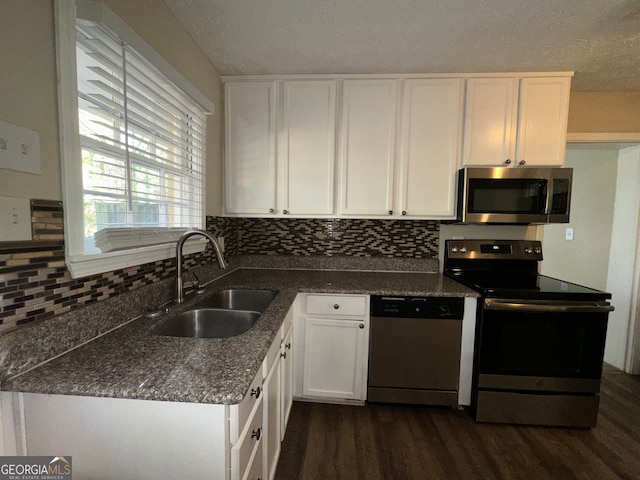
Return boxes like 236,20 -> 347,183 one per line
56,1 -> 215,277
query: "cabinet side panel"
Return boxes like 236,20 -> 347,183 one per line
22,393 -> 227,480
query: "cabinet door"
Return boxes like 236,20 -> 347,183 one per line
281,81 -> 336,215
462,78 -> 518,167
339,79 -> 397,215
280,322 -> 294,439
514,77 -> 570,167
225,81 -> 277,214
302,317 -> 366,401
398,79 -> 463,217
263,351 -> 281,480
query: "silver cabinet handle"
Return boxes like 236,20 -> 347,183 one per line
359,323 -> 365,329
283,209 -> 288,214
388,210 -> 393,215
268,208 -> 275,213
280,351 -> 287,359
251,428 -> 261,441
504,159 -> 512,165
519,160 -> 526,166
285,342 -> 291,350
401,210 -> 407,215
251,386 -> 261,399
333,304 -> 340,309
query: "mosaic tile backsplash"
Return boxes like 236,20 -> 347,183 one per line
218,217 -> 440,258
0,204 -> 439,332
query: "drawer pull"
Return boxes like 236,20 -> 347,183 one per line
251,386 -> 261,399
251,427 -> 262,441
285,342 -> 291,350
333,304 -> 340,309
359,323 -> 365,329
281,351 -> 287,359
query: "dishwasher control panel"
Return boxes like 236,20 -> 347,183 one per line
371,296 -> 464,319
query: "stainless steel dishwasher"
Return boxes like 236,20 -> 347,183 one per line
368,295 -> 464,406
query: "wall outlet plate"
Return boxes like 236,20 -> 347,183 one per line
565,227 -> 574,241
0,196 -> 32,241
0,119 -> 41,175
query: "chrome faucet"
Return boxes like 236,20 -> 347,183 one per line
175,229 -> 228,303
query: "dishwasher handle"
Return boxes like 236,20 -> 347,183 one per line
484,298 -> 614,313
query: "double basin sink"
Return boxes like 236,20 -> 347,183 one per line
153,289 -> 277,339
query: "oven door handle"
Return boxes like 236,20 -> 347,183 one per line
484,299 -> 615,313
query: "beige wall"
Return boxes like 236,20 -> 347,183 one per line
540,146 -> 618,290
0,0 -> 223,214
0,1 -> 60,201
568,92 -> 640,134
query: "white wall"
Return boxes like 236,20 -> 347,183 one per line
540,146 -> 618,289
605,146 -> 640,370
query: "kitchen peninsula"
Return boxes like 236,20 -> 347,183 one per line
0,257 -> 477,480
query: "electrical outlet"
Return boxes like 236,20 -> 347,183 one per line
0,196 -> 32,241
565,227 -> 574,241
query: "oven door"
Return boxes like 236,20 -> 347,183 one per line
473,298 -> 612,427
477,299 -> 612,392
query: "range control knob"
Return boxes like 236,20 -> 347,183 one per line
524,247 -> 533,254
459,247 -> 467,253
451,247 -> 459,253
535,247 -> 542,255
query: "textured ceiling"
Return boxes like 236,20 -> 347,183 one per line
162,0 -> 640,91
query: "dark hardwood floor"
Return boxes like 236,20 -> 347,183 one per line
275,365 -> 640,480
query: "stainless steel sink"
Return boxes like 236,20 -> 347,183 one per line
196,289 -> 277,313
153,309 -> 260,338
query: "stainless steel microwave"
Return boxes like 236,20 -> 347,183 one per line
457,167 -> 573,224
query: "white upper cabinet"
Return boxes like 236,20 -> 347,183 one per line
338,79 -> 397,216
224,72 -> 572,218
515,77 -> 571,166
280,80 -> 336,215
462,75 -> 571,167
462,78 -> 517,167
225,81 -> 277,214
398,79 -> 463,218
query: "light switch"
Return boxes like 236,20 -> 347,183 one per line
565,227 -> 574,241
0,196 -> 32,241
0,119 -> 41,174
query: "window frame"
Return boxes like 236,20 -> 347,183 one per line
55,0 -> 215,278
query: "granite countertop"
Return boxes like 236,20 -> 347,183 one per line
1,268 -> 477,405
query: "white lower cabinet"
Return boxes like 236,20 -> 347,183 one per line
1,305 -> 296,480
294,293 -> 370,403
280,322 -> 294,438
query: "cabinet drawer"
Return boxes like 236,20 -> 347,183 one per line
232,396 -> 264,480
231,368 -> 264,443
305,294 -> 367,316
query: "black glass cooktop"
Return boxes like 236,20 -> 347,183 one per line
446,272 -> 611,301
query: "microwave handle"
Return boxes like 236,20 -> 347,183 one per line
541,179 -> 551,214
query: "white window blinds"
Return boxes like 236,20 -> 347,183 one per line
75,19 -> 206,254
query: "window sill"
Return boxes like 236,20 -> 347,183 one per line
66,239 -> 207,279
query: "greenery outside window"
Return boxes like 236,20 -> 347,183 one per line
55,0 -> 215,277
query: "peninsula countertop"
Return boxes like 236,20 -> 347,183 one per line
1,268 -> 477,405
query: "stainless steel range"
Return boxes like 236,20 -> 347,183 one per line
444,239 -> 614,428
